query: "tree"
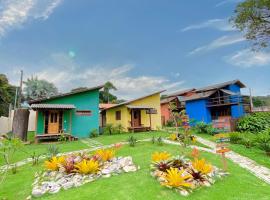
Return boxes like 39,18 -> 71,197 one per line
23,76 -> 58,101
232,0 -> 270,49
0,74 -> 16,116
101,81 -> 117,103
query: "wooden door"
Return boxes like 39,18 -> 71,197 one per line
133,109 -> 141,127
48,111 -> 59,134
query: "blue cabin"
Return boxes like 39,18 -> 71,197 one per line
179,80 -> 250,129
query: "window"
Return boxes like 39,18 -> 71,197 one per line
116,110 -> 121,120
146,108 -> 157,114
76,110 -> 92,116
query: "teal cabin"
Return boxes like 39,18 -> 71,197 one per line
29,85 -> 103,139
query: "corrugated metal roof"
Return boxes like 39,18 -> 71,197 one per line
126,105 -> 153,109
220,89 -> 237,95
31,104 -> 76,110
167,88 -> 196,97
183,90 -> 217,101
160,96 -> 177,104
104,90 -> 165,110
29,85 -> 104,104
196,80 -> 246,92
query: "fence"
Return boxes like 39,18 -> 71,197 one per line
0,110 -> 36,134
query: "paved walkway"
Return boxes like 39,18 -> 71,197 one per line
80,138 -> 104,148
196,136 -> 270,184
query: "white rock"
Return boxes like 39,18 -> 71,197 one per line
101,169 -> 111,175
32,188 -> 46,197
103,174 -> 111,178
123,165 -> 137,172
62,181 -> 74,190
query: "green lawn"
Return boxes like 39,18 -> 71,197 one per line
194,133 -> 270,169
0,140 -> 88,166
1,139 -> 270,199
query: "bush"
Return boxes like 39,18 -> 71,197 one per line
195,122 -> 215,135
157,136 -> 163,146
114,124 -> 124,134
127,136 -> 137,147
89,129 -> 99,138
229,132 -> 242,144
47,145 -> 59,158
165,120 -> 174,127
239,133 -> 255,148
237,112 -> 270,133
104,124 -> 114,135
255,129 -> 270,156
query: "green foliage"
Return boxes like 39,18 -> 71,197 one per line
232,0 -> 270,49
30,151 -> 42,166
195,122 -> 215,135
104,124 -> 114,135
165,119 -> 174,127
89,129 -> 99,138
0,137 -> 23,165
237,112 -> 270,133
127,136 -> 137,147
23,76 -> 58,101
47,145 -> 59,158
229,132 -> 243,144
239,133 -> 256,148
100,81 -> 117,103
114,124 -> 124,134
0,74 -> 16,116
157,136 -> 163,146
151,136 -> 156,144
58,133 -> 68,142
255,129 -> 270,155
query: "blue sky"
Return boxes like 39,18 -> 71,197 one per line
0,0 -> 269,99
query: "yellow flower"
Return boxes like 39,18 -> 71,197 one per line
95,149 -> 115,161
152,152 -> 171,162
169,134 -> 177,141
163,167 -> 192,188
74,159 -> 100,174
192,158 -> 213,174
44,156 -> 65,171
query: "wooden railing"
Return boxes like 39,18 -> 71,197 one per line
207,95 -> 250,107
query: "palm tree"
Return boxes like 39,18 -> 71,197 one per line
104,81 -> 117,103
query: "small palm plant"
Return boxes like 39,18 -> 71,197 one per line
127,136 -> 137,147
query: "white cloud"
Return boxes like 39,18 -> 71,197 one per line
225,49 -> 270,67
0,0 -> 63,38
189,34 -> 245,55
181,18 -> 235,32
215,0 -> 242,7
11,53 -> 185,100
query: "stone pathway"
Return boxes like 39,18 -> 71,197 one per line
196,136 -> 270,184
80,138 -> 103,148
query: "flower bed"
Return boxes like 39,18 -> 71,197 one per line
150,150 -> 228,196
32,148 -> 138,197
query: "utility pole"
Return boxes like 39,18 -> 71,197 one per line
14,87 -> 18,109
17,70 -> 23,108
249,88 -> 253,112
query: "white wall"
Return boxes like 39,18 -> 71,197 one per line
0,110 -> 36,134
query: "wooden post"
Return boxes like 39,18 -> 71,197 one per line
149,109 -> 152,130
131,109 -> 134,127
69,111 -> 72,134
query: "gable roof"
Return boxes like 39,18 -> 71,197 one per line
29,85 -> 104,104
160,96 -> 178,104
103,90 -> 165,110
167,88 -> 196,97
196,80 -> 246,92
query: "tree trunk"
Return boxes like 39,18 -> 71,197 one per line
12,108 -> 29,141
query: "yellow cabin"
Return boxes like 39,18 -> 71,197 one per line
101,91 -> 163,132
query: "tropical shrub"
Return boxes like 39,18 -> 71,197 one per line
89,129 -> 99,138
151,136 -> 156,144
127,136 -> 137,147
152,152 -> 171,162
0,137 -> 23,165
45,156 -> 65,171
114,124 -> 124,134
74,159 -> 100,174
157,136 -> 163,146
239,133 -> 255,148
255,129 -> 270,156
195,122 -> 215,135
94,149 -> 115,161
150,150 -> 227,196
47,145 -> 59,158
165,119 -> 174,127
104,124 -> 114,135
237,112 -> 270,133
229,132 -> 242,144
162,168 -> 192,188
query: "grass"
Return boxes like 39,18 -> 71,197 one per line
194,132 -> 270,169
1,141 -> 270,200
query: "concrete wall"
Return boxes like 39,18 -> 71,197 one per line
0,110 -> 36,134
